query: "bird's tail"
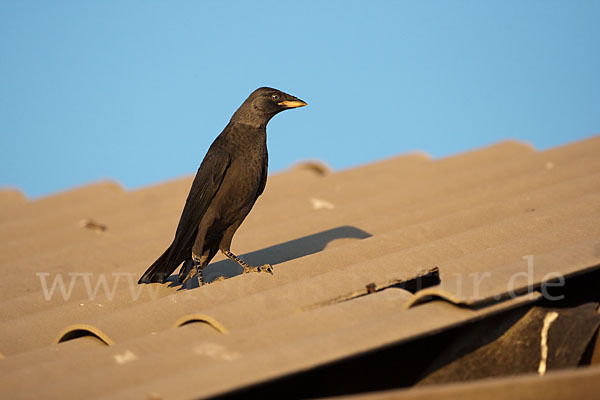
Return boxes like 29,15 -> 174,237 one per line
138,246 -> 177,284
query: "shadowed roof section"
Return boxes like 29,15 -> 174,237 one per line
0,135 -> 600,399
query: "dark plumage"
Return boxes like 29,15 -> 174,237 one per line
138,87 -> 307,285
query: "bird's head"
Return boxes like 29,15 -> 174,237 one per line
232,87 -> 307,127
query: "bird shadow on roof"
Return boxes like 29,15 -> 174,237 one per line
167,225 -> 372,290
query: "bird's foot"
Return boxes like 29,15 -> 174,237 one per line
221,250 -> 273,276
242,263 -> 274,275
182,266 -> 203,286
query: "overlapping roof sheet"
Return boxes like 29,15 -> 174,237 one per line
1,135 -> 599,399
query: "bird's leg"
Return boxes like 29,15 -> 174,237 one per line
192,252 -> 205,285
221,250 -> 273,275
179,253 -> 204,286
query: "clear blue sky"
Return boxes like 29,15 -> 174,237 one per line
1,1 -> 599,198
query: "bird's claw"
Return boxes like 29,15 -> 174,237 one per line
242,263 -> 274,275
181,266 -> 198,282
260,264 -> 274,274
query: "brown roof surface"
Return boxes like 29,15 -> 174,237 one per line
329,366 -> 600,400
1,135 -> 599,399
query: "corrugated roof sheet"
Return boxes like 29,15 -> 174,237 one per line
1,135 -> 599,399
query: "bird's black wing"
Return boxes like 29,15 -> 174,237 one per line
256,147 -> 268,198
138,145 -> 231,284
165,148 -> 231,267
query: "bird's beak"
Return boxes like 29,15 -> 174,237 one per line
278,99 -> 307,108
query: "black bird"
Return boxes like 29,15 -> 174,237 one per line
138,87 -> 307,286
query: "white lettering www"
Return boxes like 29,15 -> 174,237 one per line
36,272 -> 159,302
37,272 -> 80,301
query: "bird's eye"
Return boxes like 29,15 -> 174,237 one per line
272,94 -> 279,101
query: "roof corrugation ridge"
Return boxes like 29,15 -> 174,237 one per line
0,180 -> 123,225
437,140 -> 534,160
334,141 -> 531,180
0,322 -> 215,373
0,188 -> 27,215
264,153 -> 430,203
0,179 -> 187,249
412,236 -> 600,306
256,142 -> 534,221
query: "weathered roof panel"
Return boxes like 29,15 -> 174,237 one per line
0,135 -> 599,399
